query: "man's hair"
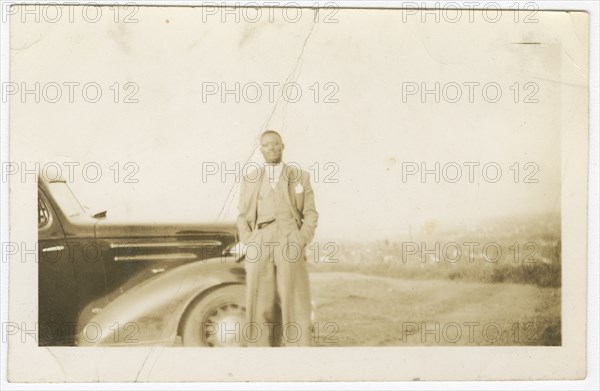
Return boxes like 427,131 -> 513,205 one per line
260,130 -> 283,142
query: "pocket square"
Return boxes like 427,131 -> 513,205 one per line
295,183 -> 304,194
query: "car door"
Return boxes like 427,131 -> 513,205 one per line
38,188 -> 79,346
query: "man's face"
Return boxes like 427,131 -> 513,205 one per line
260,133 -> 284,164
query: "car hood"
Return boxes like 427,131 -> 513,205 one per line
72,219 -> 240,334
93,219 -> 237,265
84,218 -> 238,310
94,219 -> 237,239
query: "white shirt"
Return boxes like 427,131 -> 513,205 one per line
265,162 -> 283,188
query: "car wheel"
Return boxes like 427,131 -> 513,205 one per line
181,284 -> 246,347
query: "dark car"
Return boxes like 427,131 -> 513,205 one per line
38,174 -> 246,347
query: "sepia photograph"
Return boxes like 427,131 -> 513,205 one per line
1,0 -> 595,384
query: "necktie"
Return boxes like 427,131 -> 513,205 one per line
268,166 -> 276,188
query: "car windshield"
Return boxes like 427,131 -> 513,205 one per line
47,182 -> 86,218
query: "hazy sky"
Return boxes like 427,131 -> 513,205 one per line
10,7 -> 587,239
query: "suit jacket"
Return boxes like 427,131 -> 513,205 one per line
237,163 -> 318,247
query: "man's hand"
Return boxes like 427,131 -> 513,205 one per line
231,241 -> 249,263
233,241 -> 248,257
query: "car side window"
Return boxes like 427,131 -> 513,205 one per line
38,194 -> 50,228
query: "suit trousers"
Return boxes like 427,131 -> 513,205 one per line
243,221 -> 312,347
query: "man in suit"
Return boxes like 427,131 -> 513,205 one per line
237,130 -> 318,347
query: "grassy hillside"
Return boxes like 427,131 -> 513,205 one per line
309,272 -> 561,346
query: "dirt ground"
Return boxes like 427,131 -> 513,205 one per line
308,272 -> 561,346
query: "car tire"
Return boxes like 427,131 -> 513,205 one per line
181,284 -> 246,347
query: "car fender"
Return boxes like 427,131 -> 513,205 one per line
76,256 -> 246,346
